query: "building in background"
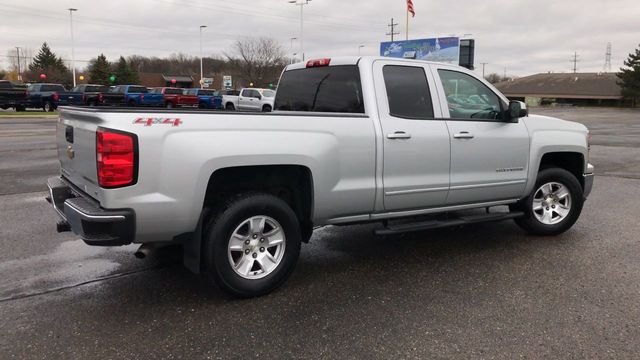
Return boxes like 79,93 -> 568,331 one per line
495,72 -> 623,106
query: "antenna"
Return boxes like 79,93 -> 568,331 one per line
570,52 -> 580,73
603,42 -> 612,73
386,18 -> 399,41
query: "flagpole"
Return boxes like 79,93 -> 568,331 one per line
405,2 -> 409,40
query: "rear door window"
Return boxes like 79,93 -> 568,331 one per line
383,65 -> 434,119
165,88 -> 183,95
275,65 -> 364,113
42,85 -> 66,92
129,86 -> 148,93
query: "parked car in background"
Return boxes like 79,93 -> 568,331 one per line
185,88 -> 223,109
221,88 -> 275,112
0,80 -> 28,111
70,84 -> 112,106
25,83 -> 84,112
150,87 -> 199,108
106,85 -> 164,107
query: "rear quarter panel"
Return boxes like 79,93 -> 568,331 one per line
79,111 -> 377,243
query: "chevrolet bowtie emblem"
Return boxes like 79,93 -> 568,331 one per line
66,145 -> 75,159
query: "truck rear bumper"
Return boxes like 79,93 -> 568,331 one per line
47,177 -> 135,246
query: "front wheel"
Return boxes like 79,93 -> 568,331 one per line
203,193 -> 301,298
262,104 -> 272,112
511,168 -> 584,236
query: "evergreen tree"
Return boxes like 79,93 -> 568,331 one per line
617,44 -> 640,107
88,54 -> 111,85
28,42 -> 67,73
113,56 -> 139,85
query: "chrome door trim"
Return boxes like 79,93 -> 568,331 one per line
385,186 -> 449,196
449,179 -> 526,191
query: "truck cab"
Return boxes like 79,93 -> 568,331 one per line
109,85 -> 164,107
150,87 -> 199,108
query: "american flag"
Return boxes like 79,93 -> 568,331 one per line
407,0 -> 415,17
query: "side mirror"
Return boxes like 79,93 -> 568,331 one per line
507,100 -> 528,122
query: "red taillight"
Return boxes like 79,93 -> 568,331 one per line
96,129 -> 136,188
140,93 -> 145,101
52,92 -> 59,101
98,93 -> 104,102
306,58 -> 331,68
24,91 -> 28,99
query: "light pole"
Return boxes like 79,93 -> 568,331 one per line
199,25 -> 207,88
68,8 -> 77,87
15,47 -> 21,82
358,45 -> 364,56
290,37 -> 297,63
288,0 -> 311,61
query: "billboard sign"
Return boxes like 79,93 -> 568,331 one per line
380,37 -> 460,64
222,75 -> 232,89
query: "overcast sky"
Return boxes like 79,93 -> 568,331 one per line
1,0 -> 639,77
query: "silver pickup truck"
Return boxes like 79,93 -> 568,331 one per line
47,56 -> 594,297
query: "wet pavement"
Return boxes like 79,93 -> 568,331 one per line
1,108 -> 639,358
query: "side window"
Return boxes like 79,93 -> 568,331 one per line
438,70 -> 503,120
383,65 -> 434,119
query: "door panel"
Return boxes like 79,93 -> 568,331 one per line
373,61 -> 450,211
432,66 -> 530,204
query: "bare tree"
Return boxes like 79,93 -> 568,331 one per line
226,37 -> 287,87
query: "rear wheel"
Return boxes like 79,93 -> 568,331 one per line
15,105 -> 25,112
225,103 -> 235,111
198,102 -> 207,109
43,101 -> 54,112
165,102 -> 173,109
511,168 -> 583,236
203,193 -> 301,298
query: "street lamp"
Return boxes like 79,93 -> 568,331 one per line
290,37 -> 298,63
358,45 -> 364,56
68,8 -> 78,87
288,0 -> 311,61
199,25 -> 207,89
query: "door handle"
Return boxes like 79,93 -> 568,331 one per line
387,131 -> 412,139
453,131 -> 474,139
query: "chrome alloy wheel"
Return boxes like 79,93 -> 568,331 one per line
227,215 -> 286,279
532,182 -> 572,225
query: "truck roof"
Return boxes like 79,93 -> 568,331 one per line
285,56 -> 464,71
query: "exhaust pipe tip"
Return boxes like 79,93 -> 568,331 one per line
56,221 -> 71,233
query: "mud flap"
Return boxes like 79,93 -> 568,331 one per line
182,208 -> 211,274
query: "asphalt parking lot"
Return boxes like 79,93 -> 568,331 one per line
1,107 -> 639,358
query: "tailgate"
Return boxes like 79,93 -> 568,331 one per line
57,110 -> 101,197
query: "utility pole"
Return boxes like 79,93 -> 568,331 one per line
504,66 -> 507,79
289,0 -> 311,61
68,8 -> 78,87
386,18 -> 399,41
15,47 -> 21,82
290,37 -> 298,64
603,42 -> 612,73
199,25 -> 207,89
480,62 -> 488,78
570,52 -> 580,73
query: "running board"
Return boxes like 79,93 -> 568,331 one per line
374,211 -> 525,236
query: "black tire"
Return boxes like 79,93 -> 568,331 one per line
203,193 -> 301,298
43,101 -> 54,112
128,100 -> 137,107
165,102 -> 173,109
15,105 -> 25,112
225,103 -> 235,111
1,105 -> 8,110
89,100 -> 97,107
262,104 -> 272,112
511,167 -> 584,236
198,102 -> 207,109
